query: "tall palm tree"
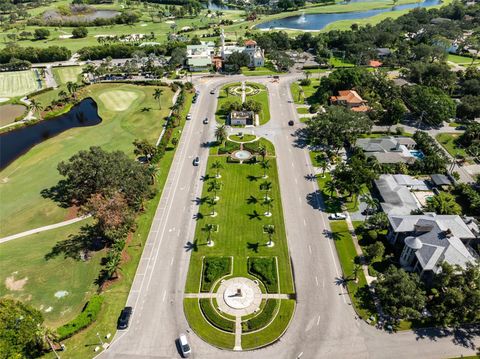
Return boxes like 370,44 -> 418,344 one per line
360,194 -> 379,220
202,223 -> 216,246
29,99 -> 43,119
208,179 -> 221,200
264,225 -> 275,247
316,156 -> 329,178
325,180 -> 337,198
206,196 -> 217,216
211,160 -> 223,178
153,88 -> 163,109
260,181 -> 272,200
258,145 -> 267,161
66,81 -> 78,98
263,197 -> 274,217
215,125 -> 227,144
298,88 -> 305,103
260,159 -> 270,179
303,70 -> 311,80
425,192 -> 461,215
104,250 -> 121,279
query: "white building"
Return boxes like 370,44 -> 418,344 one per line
220,29 -> 265,68
186,43 -> 215,72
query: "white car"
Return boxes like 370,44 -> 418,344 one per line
179,333 -> 191,357
329,213 -> 347,220
186,113 -> 192,120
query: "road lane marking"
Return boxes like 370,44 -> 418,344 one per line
162,290 -> 166,302
291,162 -> 294,168
297,352 -> 304,358
315,276 -> 319,286
317,315 -> 321,326
170,258 -> 174,266
294,177 -> 298,184
303,219 -> 306,226
308,245 -> 312,254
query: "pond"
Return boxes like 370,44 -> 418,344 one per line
255,0 -> 441,31
0,98 -> 102,170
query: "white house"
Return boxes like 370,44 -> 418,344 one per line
220,29 -> 265,68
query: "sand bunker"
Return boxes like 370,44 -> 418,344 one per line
54,290 -> 69,298
5,275 -> 28,291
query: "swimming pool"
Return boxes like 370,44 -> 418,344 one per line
410,150 -> 425,159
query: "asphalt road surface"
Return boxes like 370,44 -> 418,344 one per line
99,74 -> 480,359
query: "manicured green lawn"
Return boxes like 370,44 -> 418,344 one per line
329,220 -> 373,320
0,220 -> 102,328
52,66 -> 83,85
297,107 -> 310,114
241,299 -> 295,350
0,70 -> 40,98
241,66 -> 282,77
447,54 -> 480,65
184,299 -> 235,349
436,133 -> 468,159
184,143 -> 294,295
216,82 -> 270,125
229,134 -> 257,142
290,79 -> 320,105
0,83 -> 174,237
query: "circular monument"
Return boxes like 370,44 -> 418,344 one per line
216,277 -> 262,316
231,150 -> 252,163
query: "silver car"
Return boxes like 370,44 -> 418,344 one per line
179,333 -> 191,357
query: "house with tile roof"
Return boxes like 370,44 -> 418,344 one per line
329,90 -> 370,112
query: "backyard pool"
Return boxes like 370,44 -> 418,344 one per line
410,150 -> 425,159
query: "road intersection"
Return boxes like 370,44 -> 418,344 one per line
99,74 -> 480,359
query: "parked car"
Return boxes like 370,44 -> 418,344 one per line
288,120 -> 294,126
203,117 -> 209,124
328,213 -> 347,220
455,125 -> 467,130
117,307 -> 133,329
193,156 -> 200,166
178,333 -> 191,357
186,113 -> 192,120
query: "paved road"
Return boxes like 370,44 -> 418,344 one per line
99,74 -> 480,359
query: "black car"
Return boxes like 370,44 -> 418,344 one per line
193,156 -> 200,166
288,120 -> 294,126
203,118 -> 209,124
117,306 -> 133,329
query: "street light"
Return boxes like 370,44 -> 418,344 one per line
96,332 -> 104,346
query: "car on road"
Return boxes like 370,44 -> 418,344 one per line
178,334 -> 191,357
210,89 -> 215,95
193,156 -> 200,166
288,120 -> 294,126
117,306 -> 133,329
329,213 -> 347,220
456,125 -> 467,130
186,113 -> 192,120
203,117 -> 209,124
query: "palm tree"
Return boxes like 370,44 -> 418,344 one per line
425,192 -> 461,215
104,250 -> 121,279
206,196 -> 217,216
260,159 -> 270,179
303,70 -> 311,80
66,81 -> 78,98
264,225 -> 275,247
29,99 -> 43,119
208,179 -> 221,201
325,180 -> 337,198
258,145 -> 267,161
202,223 -> 216,246
298,88 -> 305,103
153,88 -> 163,109
211,160 -> 223,178
263,197 -> 274,217
316,155 -> 329,177
360,194 -> 379,220
215,125 -> 227,145
58,90 -> 68,99
260,181 -> 272,200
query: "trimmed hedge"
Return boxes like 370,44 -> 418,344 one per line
199,299 -> 235,332
56,295 -> 104,340
248,257 -> 278,293
218,140 -> 241,154
201,257 -> 231,292
243,299 -> 278,332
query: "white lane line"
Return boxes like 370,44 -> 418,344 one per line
297,352 -> 304,359
162,290 -> 166,302
170,257 -> 174,266
291,162 -> 294,168
316,315 -> 321,326
303,219 -> 307,226
315,276 -> 319,286
294,177 -> 298,184
308,245 -> 312,254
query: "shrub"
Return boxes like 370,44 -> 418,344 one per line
367,230 -> 378,241
300,78 -> 311,86
309,104 -> 319,114
248,257 -> 278,293
199,299 -> 235,332
243,299 -> 278,332
56,295 -> 104,340
202,257 -> 231,292
72,27 -> 88,38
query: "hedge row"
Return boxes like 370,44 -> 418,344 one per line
199,299 -> 235,333
201,256 -> 231,292
243,299 -> 278,332
248,257 -> 278,293
56,295 -> 104,340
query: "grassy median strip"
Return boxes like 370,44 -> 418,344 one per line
241,299 -> 295,350
184,298 -> 235,349
242,299 -> 278,333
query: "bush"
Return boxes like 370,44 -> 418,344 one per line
56,295 -> 104,340
248,257 -> 278,293
72,27 -> 88,38
199,299 -> 235,332
367,230 -> 378,241
202,257 -> 231,292
243,299 -> 278,332
300,78 -> 311,86
309,104 -> 319,114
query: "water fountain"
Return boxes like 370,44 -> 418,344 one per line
297,11 -> 307,24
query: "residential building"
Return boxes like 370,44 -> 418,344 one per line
374,174 -> 425,215
387,213 -> 478,279
430,174 -> 453,189
355,136 -> 418,164
329,90 -> 369,112
186,44 -> 215,72
229,110 -> 255,126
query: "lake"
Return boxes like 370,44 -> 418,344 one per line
0,98 -> 102,170
255,0 -> 441,31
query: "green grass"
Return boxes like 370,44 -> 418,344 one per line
0,83 -> 174,237
215,82 -> 271,125
199,298 -> 235,332
229,134 -> 257,142
243,298 -> 277,332
44,90 -> 194,359
329,220 -> 373,320
184,298 -> 235,349
447,54 -> 480,65
328,57 -> 355,68
297,107 -> 310,114
241,66 -> 282,77
184,144 -> 294,295
290,79 -> 320,105
0,70 -> 40,98
436,133 -> 468,159
0,220 -> 102,328
201,256 -> 232,292
52,66 -> 83,85
241,299 -> 295,350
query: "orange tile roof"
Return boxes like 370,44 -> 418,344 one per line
334,90 -> 364,104
244,39 -> 257,46
369,60 -> 383,67
351,105 -> 370,112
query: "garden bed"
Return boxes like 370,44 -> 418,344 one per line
201,256 -> 232,292
247,257 -> 278,293
199,298 -> 235,332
